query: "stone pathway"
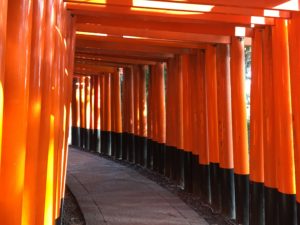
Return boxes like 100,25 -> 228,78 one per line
67,147 -> 209,225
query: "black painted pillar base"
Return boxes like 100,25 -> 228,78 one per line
134,135 -> 139,164
111,132 -> 116,158
250,181 -> 264,225
89,129 -> 95,151
169,146 -> 177,182
139,137 -> 147,167
264,186 -> 278,225
220,168 -> 235,218
101,131 -> 107,155
115,132 -> 122,159
297,202 -> 300,225
55,198 -> 64,225
158,143 -> 165,175
127,133 -> 134,163
184,151 -> 193,193
71,126 -> 80,147
122,132 -> 128,160
235,174 -> 250,225
147,139 -> 153,169
165,146 -> 172,178
179,149 -> 185,189
152,141 -> 159,172
278,191 -> 297,225
199,164 -> 211,204
85,129 -> 91,151
210,163 -> 221,212
107,131 -> 112,156
94,129 -> 101,153
192,154 -> 200,196
80,128 -> 87,150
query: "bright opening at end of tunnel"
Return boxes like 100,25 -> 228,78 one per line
273,0 -> 299,10
263,9 -> 280,17
235,27 -> 246,37
132,0 -> 214,12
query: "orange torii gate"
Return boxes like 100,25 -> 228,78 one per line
1,0 -> 300,225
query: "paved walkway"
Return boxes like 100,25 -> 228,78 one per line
67,147 -> 209,225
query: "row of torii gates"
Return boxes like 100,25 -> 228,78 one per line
1,0 -> 300,225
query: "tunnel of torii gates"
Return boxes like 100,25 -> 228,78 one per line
1,1 -> 300,225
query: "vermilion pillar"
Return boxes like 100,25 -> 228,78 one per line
0,0 -> 7,174
230,36 -> 249,225
216,44 -> 235,218
288,12 -> 300,223
181,54 -> 193,192
80,76 -> 86,149
205,45 -> 221,209
147,66 -> 153,168
166,59 -> 176,178
155,63 -> 166,175
35,1 -> 55,224
0,1 -> 32,225
272,19 -> 296,225
112,69 -> 122,159
93,75 -> 101,152
100,74 -> 105,154
104,73 -> 112,155
196,50 -> 210,203
138,66 -> 147,166
21,1 -> 45,224
262,26 -> 277,225
133,65 -> 140,163
85,76 -> 91,150
122,69 -> 128,160
249,28 -> 264,225
71,77 -> 80,146
89,76 -> 95,151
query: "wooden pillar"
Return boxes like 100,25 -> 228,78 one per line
272,19 -> 296,225
71,77 -> 80,146
85,76 -> 91,150
230,36 -> 250,225
249,28 -> 264,225
196,50 -> 211,203
133,65 -> 140,163
0,0 -> 7,174
0,0 -> 32,224
100,74 -> 105,153
262,26 -> 277,225
205,45 -> 221,209
147,66 -> 153,168
181,54 -> 193,192
21,1 -> 45,224
288,12 -> 300,223
80,76 -> 86,149
156,63 -> 166,175
112,69 -> 122,159
104,73 -> 112,155
93,75 -> 101,152
138,66 -> 147,166
216,44 -> 235,218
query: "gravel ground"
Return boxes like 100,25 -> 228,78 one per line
62,188 -> 86,225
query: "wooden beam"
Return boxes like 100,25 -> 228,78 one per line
75,55 -> 157,65
76,24 -> 231,44
66,0 -> 294,15
76,39 -> 193,54
67,3 -> 275,26
75,63 -> 117,73
76,47 -> 174,59
76,15 -> 254,37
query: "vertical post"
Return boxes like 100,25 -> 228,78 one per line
93,75 -> 100,153
262,26 -> 278,225
80,76 -> 86,149
156,63 -> 166,175
288,12 -> 300,223
249,28 -> 264,225
90,75 -> 95,151
71,77 -> 80,147
85,76 -> 91,150
196,50 -> 211,203
151,65 -> 158,171
147,66 -> 153,168
138,66 -> 147,166
122,68 -> 128,160
0,1 -> 32,225
182,54 -> 193,192
21,1 -> 45,224
0,0 -> 7,175
104,73 -> 112,155
272,19 -> 296,225
216,44 -> 235,218
133,65 -> 140,164
100,74 -> 105,154
230,36 -> 250,225
114,69 -> 122,159
205,45 -> 221,210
